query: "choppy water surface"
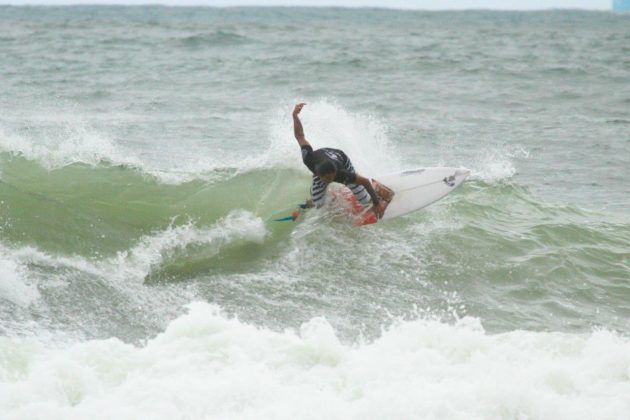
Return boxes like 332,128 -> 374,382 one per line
0,6 -> 629,419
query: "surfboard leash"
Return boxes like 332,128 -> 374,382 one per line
271,202 -> 309,222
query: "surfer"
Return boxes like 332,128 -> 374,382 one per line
292,103 -> 387,219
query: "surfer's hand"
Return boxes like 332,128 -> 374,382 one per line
293,103 -> 306,116
371,201 -> 386,219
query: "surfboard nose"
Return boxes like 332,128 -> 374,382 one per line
444,169 -> 470,187
456,168 -> 471,178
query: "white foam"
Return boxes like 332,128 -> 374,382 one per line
111,210 -> 268,281
0,115 -> 231,186
1,101 -> 401,185
1,302 -> 628,420
0,123 -> 230,185
0,211 -> 266,287
0,122 -> 142,171
0,247 -> 40,306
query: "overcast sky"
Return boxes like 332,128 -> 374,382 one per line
0,0 -> 612,10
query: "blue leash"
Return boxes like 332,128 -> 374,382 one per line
272,203 -> 309,222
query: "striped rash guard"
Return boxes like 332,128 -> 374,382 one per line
301,145 -> 371,207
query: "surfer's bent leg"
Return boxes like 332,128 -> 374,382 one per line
311,176 -> 328,207
342,158 -> 371,206
346,183 -> 372,206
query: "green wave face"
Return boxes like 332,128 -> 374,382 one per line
0,152 -> 306,257
1,151 -> 627,291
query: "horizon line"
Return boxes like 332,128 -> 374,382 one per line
0,3 -> 613,11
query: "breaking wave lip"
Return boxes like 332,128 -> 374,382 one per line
0,124 -> 142,171
0,99 -> 404,185
0,99 -> 530,193
1,100 -> 498,188
110,210 -> 268,282
1,210 -> 268,287
1,301 -> 629,420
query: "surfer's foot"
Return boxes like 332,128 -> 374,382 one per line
372,179 -> 395,203
371,201 -> 387,219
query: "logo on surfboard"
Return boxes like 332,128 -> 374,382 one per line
443,175 -> 456,187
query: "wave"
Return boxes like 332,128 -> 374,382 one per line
0,121 -> 142,171
0,99 -> 407,256
1,99 -> 627,339
1,301 -> 629,420
0,99 -> 402,184
0,153 -> 303,256
1,99 -> 526,193
113,210 -> 268,283
0,123 -> 229,185
1,148 -> 627,283
0,210 -> 267,292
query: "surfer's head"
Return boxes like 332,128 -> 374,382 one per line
315,161 -> 336,183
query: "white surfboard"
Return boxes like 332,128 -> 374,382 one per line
274,167 -> 470,225
378,167 -> 471,221
332,167 -> 470,225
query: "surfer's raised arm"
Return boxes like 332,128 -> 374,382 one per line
292,103 -> 311,148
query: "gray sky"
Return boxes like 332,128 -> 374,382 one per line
0,0 -> 612,10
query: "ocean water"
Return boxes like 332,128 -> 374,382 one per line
0,6 -> 629,419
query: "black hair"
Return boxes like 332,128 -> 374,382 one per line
315,160 -> 336,177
